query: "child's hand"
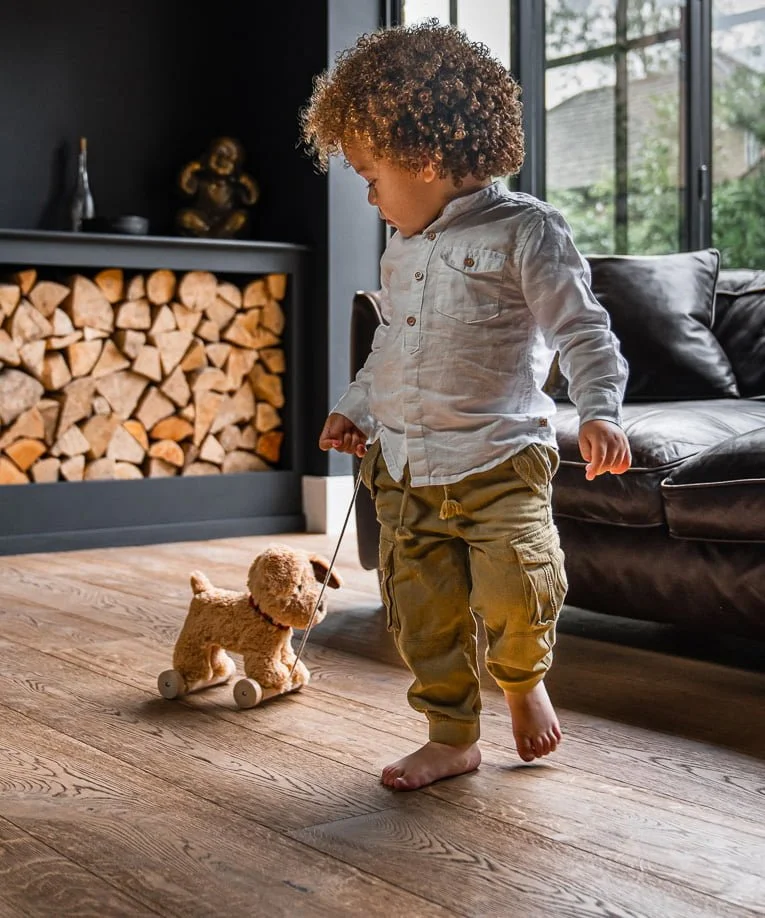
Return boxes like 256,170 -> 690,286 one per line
319,412 -> 368,457
578,419 -> 631,481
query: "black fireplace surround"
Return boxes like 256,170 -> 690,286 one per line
350,250 -> 765,641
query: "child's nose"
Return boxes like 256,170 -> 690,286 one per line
367,187 -> 377,205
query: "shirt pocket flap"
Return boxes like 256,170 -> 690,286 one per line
440,246 -> 507,275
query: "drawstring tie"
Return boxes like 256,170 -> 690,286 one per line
439,485 -> 463,520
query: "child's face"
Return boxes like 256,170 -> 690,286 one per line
344,142 -> 448,238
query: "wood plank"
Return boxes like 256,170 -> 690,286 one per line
0,706 -> 453,918
290,797 -> 758,918
0,815 -> 160,917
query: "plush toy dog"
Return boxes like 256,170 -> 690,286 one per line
158,543 -> 342,708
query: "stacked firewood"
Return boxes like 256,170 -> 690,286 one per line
0,267 -> 286,485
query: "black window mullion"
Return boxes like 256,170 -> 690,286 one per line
685,0 -> 712,250
513,0 -> 546,199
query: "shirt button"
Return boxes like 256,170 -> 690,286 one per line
414,270 -> 424,281
426,232 -> 436,241
463,257 -> 475,268
406,316 -> 416,326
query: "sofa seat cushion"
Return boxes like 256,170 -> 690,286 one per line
662,428 -> 765,543
552,400 -> 765,527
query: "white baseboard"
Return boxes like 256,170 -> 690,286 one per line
301,475 -> 358,535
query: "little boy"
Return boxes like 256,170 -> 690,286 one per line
301,21 -> 631,791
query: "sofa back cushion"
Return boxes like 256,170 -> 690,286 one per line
714,269 -> 765,397
586,249 -> 739,400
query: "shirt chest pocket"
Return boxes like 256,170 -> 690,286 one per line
436,246 -> 506,324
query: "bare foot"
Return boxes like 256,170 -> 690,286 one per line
504,681 -> 562,762
381,741 -> 481,791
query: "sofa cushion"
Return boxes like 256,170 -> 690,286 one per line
586,249 -> 739,400
662,428 -> 765,543
714,269 -> 765,397
552,400 -> 765,527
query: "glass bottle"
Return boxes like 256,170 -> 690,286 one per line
71,137 -> 95,231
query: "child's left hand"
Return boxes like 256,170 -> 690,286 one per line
578,419 -> 631,481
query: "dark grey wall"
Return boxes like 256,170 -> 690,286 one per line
0,0 -> 383,477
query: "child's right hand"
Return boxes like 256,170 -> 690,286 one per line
319,412 -> 368,457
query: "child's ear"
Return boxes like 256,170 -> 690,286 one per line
421,162 -> 438,183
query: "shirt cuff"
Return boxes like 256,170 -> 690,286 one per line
574,390 -> 624,428
332,388 -> 377,439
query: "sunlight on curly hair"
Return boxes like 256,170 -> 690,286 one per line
300,19 -> 524,185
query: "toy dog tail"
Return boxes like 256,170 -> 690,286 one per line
190,571 -> 214,595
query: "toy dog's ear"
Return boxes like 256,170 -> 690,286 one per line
310,555 -> 343,589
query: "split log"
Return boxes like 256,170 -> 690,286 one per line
92,395 -> 112,416
115,462 -> 143,480
124,419 -> 149,452
38,398 -> 61,445
182,461 -> 220,476
126,274 -> 146,301
84,458 -> 117,480
106,424 -> 146,464
150,416 -> 193,442
91,341 -> 131,379
9,300 -> 53,346
31,456 -> 61,483
178,271 -> 217,311
147,457 -> 178,477
95,371 -> 148,420
199,434 -> 225,465
83,327 -> 109,341
153,330 -> 194,376
114,330 -> 146,360
132,345 -> 162,382
195,319 -> 220,343
0,406 -> 45,450
41,353 -> 73,391
261,299 -> 285,336
179,404 -> 195,422
65,275 -> 114,332
255,402 -> 281,432
260,347 -> 285,374
19,340 -> 46,379
148,304 -> 177,337
188,367 -> 229,394
115,298 -> 151,330
160,365 -> 192,408
52,424 -> 90,458
146,269 -> 176,306
68,340 -> 103,378
0,330 -> 21,367
249,363 -> 284,408
12,269 -> 36,296
134,387 -> 175,431
171,302 -> 202,334
148,439 -> 184,467
94,268 -> 124,304
56,377 -> 94,437
0,456 -> 28,484
223,450 -> 269,473
0,368 -> 45,425
210,382 -> 255,434
4,437 -> 46,471
179,339 -> 207,373
48,331 -> 83,350
223,312 -> 279,350
29,281 -> 70,318
216,281 -> 242,309
82,414 -> 121,459
51,309 -> 75,336
255,430 -> 284,464
60,454 -> 86,481
239,425 -> 258,450
205,342 -> 231,369
193,390 -> 225,445
205,296 -> 236,329
243,279 -> 268,307
218,425 -> 241,452
181,442 -> 200,466
266,273 -> 287,300
0,283 -> 21,318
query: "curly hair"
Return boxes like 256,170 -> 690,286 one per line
300,20 -> 524,184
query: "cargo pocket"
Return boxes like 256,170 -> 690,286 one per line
510,523 -> 568,627
360,439 -> 381,499
378,535 -> 400,632
511,444 -> 559,496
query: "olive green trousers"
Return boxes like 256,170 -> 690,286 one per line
361,441 -> 568,746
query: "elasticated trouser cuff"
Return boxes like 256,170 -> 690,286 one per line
428,714 -> 481,746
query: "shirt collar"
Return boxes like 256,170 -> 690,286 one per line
426,180 -> 506,233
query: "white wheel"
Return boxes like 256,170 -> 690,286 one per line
158,669 -> 187,699
234,678 -> 264,709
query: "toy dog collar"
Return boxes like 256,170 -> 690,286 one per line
249,594 -> 290,630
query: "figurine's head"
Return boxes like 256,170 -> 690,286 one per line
208,137 -> 244,176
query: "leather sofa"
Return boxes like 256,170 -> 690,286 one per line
350,249 -> 765,641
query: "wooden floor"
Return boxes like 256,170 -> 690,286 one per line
1,532 -> 764,918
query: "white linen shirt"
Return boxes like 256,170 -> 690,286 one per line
335,181 -> 628,487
